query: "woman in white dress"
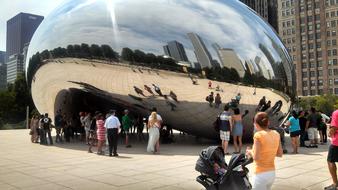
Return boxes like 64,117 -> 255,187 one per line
147,112 -> 160,153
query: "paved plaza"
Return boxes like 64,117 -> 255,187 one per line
0,129 -> 333,190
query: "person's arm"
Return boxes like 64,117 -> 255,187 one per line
322,114 -> 330,123
276,141 -> 283,157
246,135 -> 260,161
284,120 -> 291,127
230,116 -> 234,132
329,126 -> 337,137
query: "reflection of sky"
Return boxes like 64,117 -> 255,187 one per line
27,0 -> 292,82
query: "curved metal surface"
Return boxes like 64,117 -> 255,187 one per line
26,0 -> 295,139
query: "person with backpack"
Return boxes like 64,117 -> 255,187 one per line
206,92 -> 214,107
41,113 -> 53,145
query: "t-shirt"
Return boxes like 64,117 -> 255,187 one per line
288,116 -> 300,132
219,111 -> 231,131
307,113 -> 321,128
253,130 -> 280,174
330,110 -> 338,146
42,117 -> 51,130
122,115 -> 132,130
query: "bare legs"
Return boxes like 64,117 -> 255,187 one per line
233,136 -> 243,153
291,136 -> 299,154
328,162 -> 337,187
222,140 -> 229,154
97,140 -> 104,154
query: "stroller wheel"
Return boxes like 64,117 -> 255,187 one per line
196,175 -> 213,189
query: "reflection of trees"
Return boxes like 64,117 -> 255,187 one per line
27,44 -> 288,95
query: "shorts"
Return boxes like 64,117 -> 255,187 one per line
327,145 -> 338,162
290,130 -> 300,137
307,128 -> 318,140
220,130 -> 230,141
252,171 -> 275,190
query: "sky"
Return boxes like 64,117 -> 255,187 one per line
0,0 -> 63,51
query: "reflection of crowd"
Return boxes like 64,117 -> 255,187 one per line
132,83 -> 180,111
256,96 -> 283,115
29,107 -> 174,156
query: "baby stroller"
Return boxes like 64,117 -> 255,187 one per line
195,146 -> 252,190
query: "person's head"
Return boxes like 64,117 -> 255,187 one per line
211,92 -> 214,95
237,93 -> 240,96
109,109 -> 116,115
263,96 -> 266,99
234,108 -> 240,115
40,114 -> 44,119
291,110 -> 298,118
298,110 -> 305,117
124,109 -> 129,115
44,113 -> 48,117
96,113 -> 103,120
224,105 -> 229,111
151,107 -> 157,112
254,112 -> 269,130
310,107 -> 316,113
216,93 -> 220,96
150,112 -> 157,120
267,100 -> 271,104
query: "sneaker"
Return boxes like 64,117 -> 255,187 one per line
126,145 -> 132,148
113,153 -> 119,157
324,184 -> 338,190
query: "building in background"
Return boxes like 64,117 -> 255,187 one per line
187,33 -> 213,68
0,51 -> 6,89
213,44 -> 245,77
278,0 -> 338,96
240,0 -> 279,32
6,12 -> 43,83
163,40 -> 189,62
0,51 -> 5,64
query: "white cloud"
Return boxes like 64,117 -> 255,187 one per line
0,0 -> 63,51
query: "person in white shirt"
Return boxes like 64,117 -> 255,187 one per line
104,110 -> 121,156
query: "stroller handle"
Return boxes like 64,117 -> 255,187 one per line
242,157 -> 253,167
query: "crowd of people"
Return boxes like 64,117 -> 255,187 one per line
29,107 -> 169,156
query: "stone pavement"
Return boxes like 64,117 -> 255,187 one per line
0,129 -> 333,190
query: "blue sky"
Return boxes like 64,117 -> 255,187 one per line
0,0 -> 63,51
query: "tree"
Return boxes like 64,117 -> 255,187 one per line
67,45 -> 75,57
229,68 -> 240,82
101,45 -> 118,60
80,43 -> 91,58
121,47 -> 134,62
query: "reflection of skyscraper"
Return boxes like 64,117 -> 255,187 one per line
212,44 -> 245,77
187,33 -> 213,68
254,56 -> 272,79
163,41 -> 189,62
6,12 -> 43,83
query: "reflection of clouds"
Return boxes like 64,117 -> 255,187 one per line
27,0 -> 292,82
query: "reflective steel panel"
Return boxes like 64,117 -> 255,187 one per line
26,0 -> 295,139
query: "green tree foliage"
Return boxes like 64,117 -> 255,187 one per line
0,73 -> 35,128
299,94 -> 338,115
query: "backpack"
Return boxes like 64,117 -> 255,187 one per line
205,96 -> 209,102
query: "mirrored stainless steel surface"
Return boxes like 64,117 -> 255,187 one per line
26,0 -> 295,139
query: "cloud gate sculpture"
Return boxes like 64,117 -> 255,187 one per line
26,0 -> 296,139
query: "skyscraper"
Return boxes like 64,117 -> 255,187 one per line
240,0 -> 278,32
163,40 -> 189,62
187,33 -> 213,68
278,0 -> 338,96
0,51 -> 6,89
6,12 -> 43,83
213,44 -> 245,77
0,51 -> 5,64
0,63 -> 7,89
